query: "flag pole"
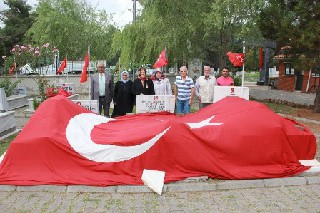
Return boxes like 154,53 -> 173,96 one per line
88,45 -> 91,100
241,41 -> 245,98
14,56 -> 18,81
66,54 -> 68,82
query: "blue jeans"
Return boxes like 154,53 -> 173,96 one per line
176,99 -> 190,114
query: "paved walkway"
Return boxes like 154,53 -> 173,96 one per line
248,84 -> 316,107
1,175 -> 320,212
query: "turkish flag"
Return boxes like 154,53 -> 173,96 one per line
259,47 -> 264,70
227,51 -> 245,67
0,96 -> 315,186
80,53 -> 89,83
9,62 -> 16,75
57,58 -> 67,74
153,49 -> 168,68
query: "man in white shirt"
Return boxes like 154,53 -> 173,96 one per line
195,65 -> 217,109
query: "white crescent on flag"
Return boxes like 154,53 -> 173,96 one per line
66,113 -> 170,162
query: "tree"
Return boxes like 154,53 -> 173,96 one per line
0,0 -> 34,65
258,0 -> 320,112
205,0 -> 265,68
26,0 -> 117,62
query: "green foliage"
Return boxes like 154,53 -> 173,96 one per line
0,133 -> 17,156
26,0 -> 117,62
258,0 -> 320,111
233,76 -> 241,86
33,98 -> 41,110
0,76 -> 21,97
0,0 -> 34,59
32,75 -> 49,102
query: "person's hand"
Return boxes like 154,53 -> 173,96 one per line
198,96 -> 201,101
188,98 -> 192,105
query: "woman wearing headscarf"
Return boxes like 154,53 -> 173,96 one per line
132,67 -> 155,95
112,71 -> 134,117
152,68 -> 172,95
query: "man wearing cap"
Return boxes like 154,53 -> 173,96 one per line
174,66 -> 195,115
90,63 -> 113,117
195,65 -> 217,109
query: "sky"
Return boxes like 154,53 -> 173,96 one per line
0,0 -> 142,28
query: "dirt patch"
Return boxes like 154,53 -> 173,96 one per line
292,108 -> 320,122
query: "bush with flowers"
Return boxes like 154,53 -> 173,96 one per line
2,43 -> 58,75
32,75 -> 70,110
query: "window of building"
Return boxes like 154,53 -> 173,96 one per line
285,63 -> 294,75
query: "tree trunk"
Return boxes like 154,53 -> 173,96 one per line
313,87 -> 320,113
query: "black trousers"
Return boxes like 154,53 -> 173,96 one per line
99,96 -> 110,117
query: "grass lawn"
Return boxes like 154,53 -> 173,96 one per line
0,134 -> 17,156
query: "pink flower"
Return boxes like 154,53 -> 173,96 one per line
11,48 -> 16,52
34,50 -> 40,55
42,43 -> 49,48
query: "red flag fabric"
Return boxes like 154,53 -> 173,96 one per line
226,51 -> 245,67
0,96 -> 316,186
259,47 -> 264,69
57,58 -> 67,74
153,49 -> 168,68
9,62 -> 16,75
80,53 -> 89,83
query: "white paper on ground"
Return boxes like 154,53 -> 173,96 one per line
141,169 -> 165,195
0,151 -> 6,164
299,159 -> 320,173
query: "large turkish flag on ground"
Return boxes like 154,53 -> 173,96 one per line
0,96 -> 316,186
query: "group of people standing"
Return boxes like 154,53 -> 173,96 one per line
90,63 -> 234,117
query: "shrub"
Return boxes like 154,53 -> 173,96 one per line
0,76 -> 21,97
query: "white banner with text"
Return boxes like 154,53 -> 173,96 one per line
72,100 -> 99,114
136,95 -> 175,114
213,86 -> 249,103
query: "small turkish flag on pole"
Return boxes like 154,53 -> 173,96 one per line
80,52 -> 89,83
226,52 -> 245,67
57,57 -> 67,74
9,62 -> 16,75
153,48 -> 168,68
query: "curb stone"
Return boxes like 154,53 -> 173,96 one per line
306,176 -> 320,185
165,182 -> 216,192
216,179 -> 264,190
16,185 -> 67,192
263,177 -> 306,187
1,176 -> 320,194
67,185 -> 117,193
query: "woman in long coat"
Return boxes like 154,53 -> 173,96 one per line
113,71 -> 134,117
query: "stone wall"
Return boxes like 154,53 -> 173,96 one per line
0,74 -> 179,96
